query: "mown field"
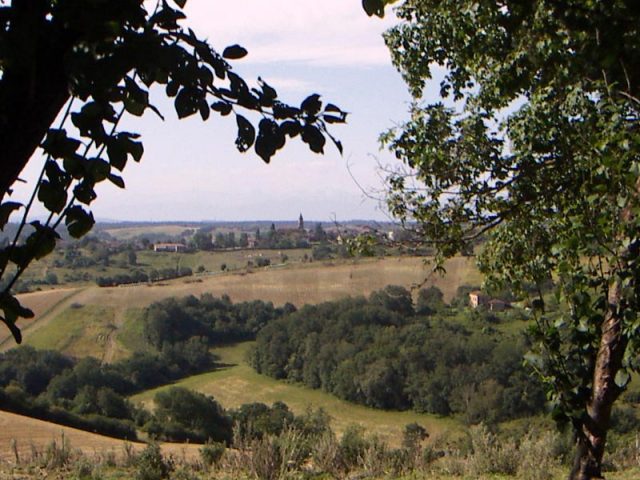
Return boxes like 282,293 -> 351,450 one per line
15,246 -> 313,288
131,342 -> 458,446
3,256 -> 482,361
0,410 -> 201,463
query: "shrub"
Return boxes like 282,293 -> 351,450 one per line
338,424 -> 369,470
135,444 -> 172,480
200,441 -> 226,467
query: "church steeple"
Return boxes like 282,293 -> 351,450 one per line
298,213 -> 304,230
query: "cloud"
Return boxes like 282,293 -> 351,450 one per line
183,1 -> 398,67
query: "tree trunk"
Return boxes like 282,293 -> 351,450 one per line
569,283 -> 627,480
0,1 -> 71,201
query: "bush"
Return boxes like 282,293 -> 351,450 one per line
200,441 -> 226,467
338,424 -> 369,470
135,444 -> 172,480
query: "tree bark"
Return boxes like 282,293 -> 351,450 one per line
569,283 -> 627,480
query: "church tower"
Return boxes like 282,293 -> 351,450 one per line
298,213 -> 304,231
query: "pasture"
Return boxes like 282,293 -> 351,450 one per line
131,342 -> 458,446
5,256 -> 482,360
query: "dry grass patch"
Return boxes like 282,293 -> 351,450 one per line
0,410 -> 201,465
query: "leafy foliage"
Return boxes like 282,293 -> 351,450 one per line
251,289 -> 545,422
379,1 -> 640,475
0,0 -> 346,342
142,294 -> 286,349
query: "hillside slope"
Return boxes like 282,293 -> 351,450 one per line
4,256 -> 481,360
0,410 -> 200,463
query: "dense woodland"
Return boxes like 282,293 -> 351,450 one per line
0,295 -> 289,441
250,285 -> 546,424
1,287 -> 640,471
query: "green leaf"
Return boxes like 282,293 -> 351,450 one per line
222,44 -> 248,60
65,206 -> 95,239
614,369 -> 631,389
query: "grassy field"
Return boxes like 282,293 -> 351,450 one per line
131,342 -> 458,446
0,410 -> 201,463
101,224 -> 196,240
5,256 -> 482,360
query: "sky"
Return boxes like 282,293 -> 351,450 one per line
18,1 -> 418,222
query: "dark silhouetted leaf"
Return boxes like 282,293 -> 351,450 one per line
255,119 -> 286,163
41,129 -> 81,159
280,120 -> 301,138
175,87 -> 199,119
362,0 -> 386,17
324,103 -> 343,113
0,202 -> 21,230
222,44 -> 248,60
38,181 -> 67,214
199,100 -> 210,121
301,94 -> 322,116
74,182 -> 97,205
211,101 -> 233,116
65,206 -> 95,239
273,103 -> 300,120
27,222 -> 59,260
107,138 -> 128,170
301,125 -> 325,154
235,115 -> 255,152
108,174 -> 125,188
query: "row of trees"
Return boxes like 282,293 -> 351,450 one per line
95,266 -> 193,287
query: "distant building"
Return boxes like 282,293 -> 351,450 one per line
298,213 -> 305,231
469,291 -> 511,311
488,299 -> 510,312
469,291 -> 489,309
153,242 -> 186,253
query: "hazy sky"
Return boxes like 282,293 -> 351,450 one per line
18,1 -> 419,222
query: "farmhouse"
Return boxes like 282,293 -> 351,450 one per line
153,242 -> 186,253
488,299 -> 509,312
468,290 -> 489,308
469,291 -> 511,311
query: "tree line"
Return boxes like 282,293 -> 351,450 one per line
250,285 -> 546,425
